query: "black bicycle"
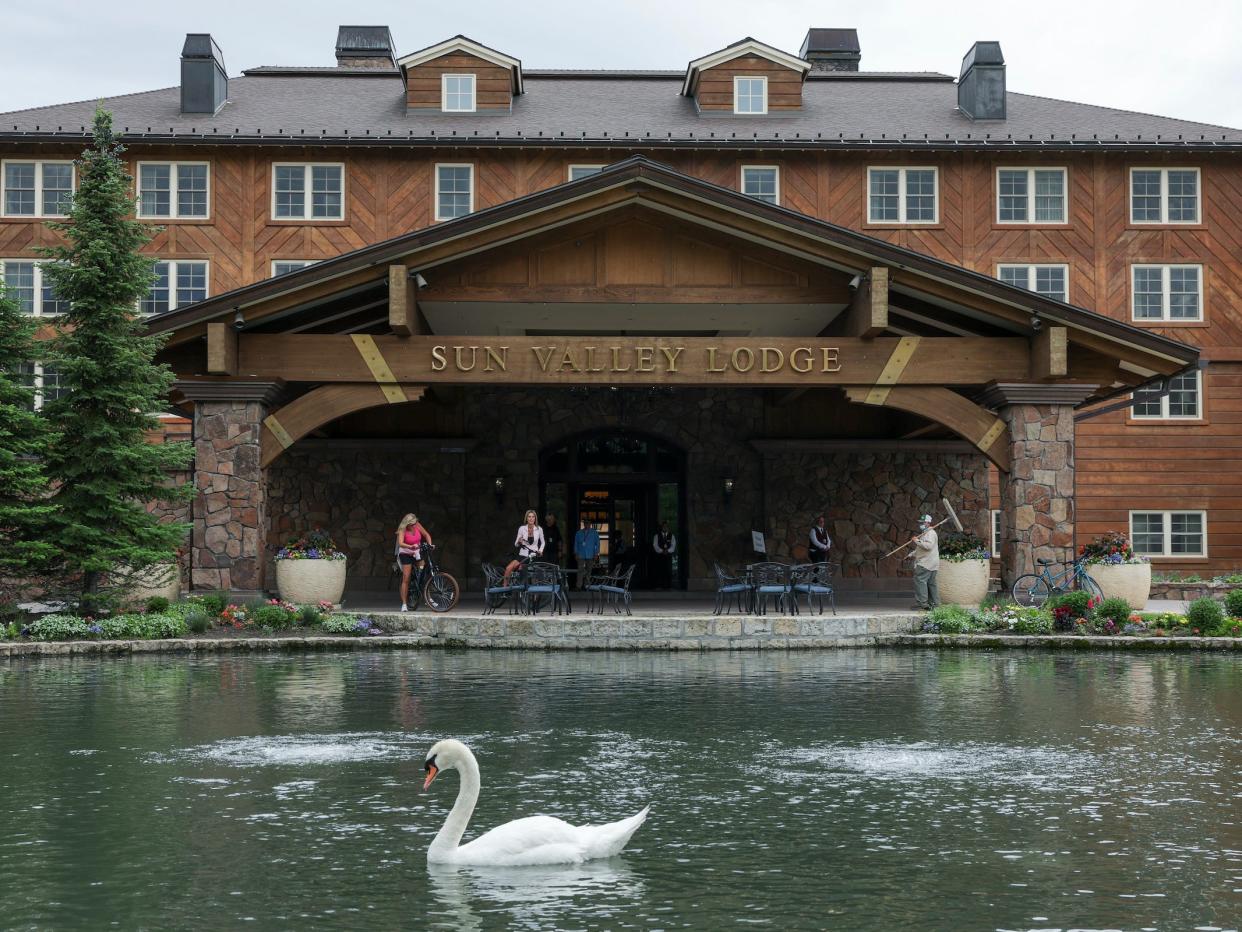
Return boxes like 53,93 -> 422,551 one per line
414,544 -> 461,613
1011,555 -> 1103,607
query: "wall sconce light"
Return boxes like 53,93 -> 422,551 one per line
722,476 -> 735,504
493,475 -> 505,504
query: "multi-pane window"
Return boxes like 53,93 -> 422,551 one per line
0,260 -> 69,316
13,361 -> 64,411
271,260 -> 316,277
1131,264 -> 1202,321
140,260 -> 208,316
441,74 -> 476,112
1131,370 -> 1202,420
868,168 -> 937,223
1130,511 -> 1206,557
996,168 -> 1066,223
435,164 -> 474,221
272,164 -> 344,220
2,160 -> 74,217
741,166 -> 779,204
137,162 -> 209,218
1130,168 -> 1199,224
997,264 -> 1069,302
568,165 -> 605,181
991,509 -> 1001,558
733,76 -> 767,114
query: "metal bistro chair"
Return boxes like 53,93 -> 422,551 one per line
749,562 -> 793,615
791,562 -> 837,616
482,563 -> 526,615
595,564 -> 635,616
581,564 -> 614,615
524,562 -> 567,615
713,562 -> 753,616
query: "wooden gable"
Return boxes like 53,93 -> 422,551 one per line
405,50 -> 514,111
695,54 -> 806,112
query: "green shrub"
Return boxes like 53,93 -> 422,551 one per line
1010,608 -> 1053,635
252,604 -> 296,631
1217,574 -> 1242,585
144,596 -> 171,614
1181,573 -> 1203,583
193,592 -> 228,616
1186,597 -> 1225,636
96,613 -> 187,639
1094,597 -> 1132,626
319,614 -> 370,636
27,614 -> 91,641
2,621 -> 20,639
923,605 -> 976,633
185,610 -> 212,634
978,592 -> 1016,613
296,604 -> 322,627
1223,589 -> 1242,619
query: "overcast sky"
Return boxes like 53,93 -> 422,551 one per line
4,0 -> 1241,128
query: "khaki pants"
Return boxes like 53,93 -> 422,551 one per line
914,566 -> 940,608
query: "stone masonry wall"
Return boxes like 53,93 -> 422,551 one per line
193,401 -> 267,593
997,403 -> 1075,585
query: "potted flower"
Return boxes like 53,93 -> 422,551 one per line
274,530 -> 348,606
937,531 -> 991,606
1079,531 -> 1151,610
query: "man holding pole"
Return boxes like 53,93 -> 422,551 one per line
910,514 -> 940,610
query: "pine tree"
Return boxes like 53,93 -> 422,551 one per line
0,285 -> 56,578
39,108 -> 192,602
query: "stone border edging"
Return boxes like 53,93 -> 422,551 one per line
878,633 -> 1242,651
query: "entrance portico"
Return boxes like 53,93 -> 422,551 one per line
151,157 -> 1198,598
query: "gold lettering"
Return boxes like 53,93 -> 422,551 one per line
585,346 -> 605,372
431,345 -> 448,372
659,346 -> 683,372
731,347 -> 755,373
454,345 -> 478,372
484,346 -> 508,372
760,347 -> 784,373
706,347 -> 727,373
559,348 -> 581,373
790,347 -> 812,373
821,347 -> 841,373
635,346 -> 655,373
533,346 -> 556,372
610,346 -> 630,372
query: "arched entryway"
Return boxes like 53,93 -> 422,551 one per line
539,430 -> 687,590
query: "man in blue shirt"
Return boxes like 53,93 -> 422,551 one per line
574,519 -> 601,590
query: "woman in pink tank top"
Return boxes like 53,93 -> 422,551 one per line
395,512 -> 434,612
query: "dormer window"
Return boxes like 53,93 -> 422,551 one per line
734,77 -> 767,114
442,74 -> 476,112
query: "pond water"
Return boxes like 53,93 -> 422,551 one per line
2,649 -> 1241,930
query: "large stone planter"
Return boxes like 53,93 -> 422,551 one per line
938,558 -> 990,606
119,563 -> 181,605
275,559 -> 347,605
1088,562 -> 1151,610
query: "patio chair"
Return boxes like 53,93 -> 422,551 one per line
482,563 -> 525,615
595,564 -> 635,616
749,562 -> 793,615
713,562 -> 753,616
581,564 -> 614,614
524,562 -> 566,615
791,562 -> 837,616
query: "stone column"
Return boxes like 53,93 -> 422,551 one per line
178,381 -> 284,597
980,384 -> 1097,587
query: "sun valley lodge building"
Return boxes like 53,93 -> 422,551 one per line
2,25 -> 1237,596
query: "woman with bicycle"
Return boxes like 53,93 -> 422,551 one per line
396,512 -> 434,612
503,509 -> 544,585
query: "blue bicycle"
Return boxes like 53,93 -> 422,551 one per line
1011,555 -> 1102,607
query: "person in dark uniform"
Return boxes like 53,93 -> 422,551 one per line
809,515 -> 832,564
544,513 -> 562,566
652,521 -> 676,589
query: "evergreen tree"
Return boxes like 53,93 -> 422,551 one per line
39,108 -> 191,602
0,285 -> 56,577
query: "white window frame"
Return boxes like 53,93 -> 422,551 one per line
567,164 -> 605,182
1129,167 -> 1200,225
740,165 -> 780,205
1130,263 -> 1204,322
15,361 -> 64,412
434,163 -> 475,222
733,76 -> 768,115
995,167 -> 1067,224
270,163 -> 345,221
996,263 -> 1070,302
1128,510 -> 1208,558
1,159 -> 75,218
140,259 -> 210,317
867,167 -> 939,225
991,509 -> 1001,557
0,259 -> 68,317
441,73 -> 477,113
1131,369 -> 1203,421
270,259 -> 317,277
136,161 -> 211,220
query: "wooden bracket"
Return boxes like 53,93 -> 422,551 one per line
389,265 -> 417,337
206,322 -> 238,376
1032,325 -> 1068,380
837,267 -> 889,339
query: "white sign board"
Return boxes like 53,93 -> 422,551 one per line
751,531 -> 766,554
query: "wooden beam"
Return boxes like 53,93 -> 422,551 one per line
1032,326 -> 1068,380
388,265 -> 416,337
205,322 -> 237,376
844,385 -> 1012,473
260,383 -> 427,468
833,267 -> 888,338
231,334 -> 1032,388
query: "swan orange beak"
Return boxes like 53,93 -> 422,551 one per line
423,763 -> 438,791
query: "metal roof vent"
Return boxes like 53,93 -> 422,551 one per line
181,34 -> 227,115
335,25 -> 397,69
799,28 -> 860,72
958,41 -> 1005,120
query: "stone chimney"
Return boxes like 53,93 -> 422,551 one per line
335,25 -> 397,69
957,41 -> 1006,120
180,34 -> 227,115
799,28 -> 861,72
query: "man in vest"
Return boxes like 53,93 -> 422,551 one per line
910,513 -> 941,610
652,521 -> 676,589
573,519 -> 600,590
809,515 -> 832,564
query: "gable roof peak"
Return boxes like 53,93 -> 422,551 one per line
682,38 -> 811,96
397,34 -> 524,93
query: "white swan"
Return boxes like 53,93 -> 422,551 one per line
422,739 -> 649,866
